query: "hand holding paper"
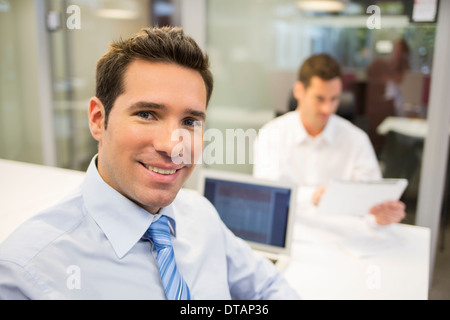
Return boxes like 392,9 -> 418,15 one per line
369,200 -> 406,225
312,184 -> 327,206
316,179 -> 408,225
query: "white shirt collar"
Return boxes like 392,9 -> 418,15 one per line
296,111 -> 336,145
321,114 -> 336,144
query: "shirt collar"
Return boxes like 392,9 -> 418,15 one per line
158,205 -> 177,237
293,112 -> 309,145
296,112 -> 336,145
321,114 -> 336,144
81,155 -> 177,259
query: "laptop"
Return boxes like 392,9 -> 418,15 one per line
197,169 -> 296,271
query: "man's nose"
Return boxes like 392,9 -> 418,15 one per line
320,100 -> 338,114
153,124 -> 184,158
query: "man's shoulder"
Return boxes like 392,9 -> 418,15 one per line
174,188 -> 215,210
173,188 -> 221,223
0,187 -> 86,267
261,111 -> 298,131
331,115 -> 370,140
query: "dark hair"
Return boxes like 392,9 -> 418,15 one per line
95,26 -> 214,127
298,53 -> 343,88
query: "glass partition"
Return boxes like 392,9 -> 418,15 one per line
0,0 -> 152,170
0,0 -> 44,164
205,0 -> 437,224
46,0 -> 151,170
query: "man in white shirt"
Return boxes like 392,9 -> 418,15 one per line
0,27 -> 299,300
253,54 -> 405,226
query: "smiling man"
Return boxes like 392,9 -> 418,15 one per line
90,60 -> 206,214
0,27 -> 299,300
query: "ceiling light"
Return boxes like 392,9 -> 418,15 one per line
297,0 -> 347,12
376,40 -> 394,54
97,9 -> 139,19
96,0 -> 140,20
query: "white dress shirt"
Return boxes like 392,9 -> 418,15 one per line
253,111 -> 381,205
0,156 -> 299,300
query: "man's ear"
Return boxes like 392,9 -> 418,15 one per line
293,81 -> 305,105
88,97 -> 105,142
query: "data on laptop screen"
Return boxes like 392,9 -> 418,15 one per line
204,178 -> 291,248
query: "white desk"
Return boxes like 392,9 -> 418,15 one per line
0,160 -> 430,299
376,116 -> 430,138
0,159 -> 85,243
283,211 -> 430,300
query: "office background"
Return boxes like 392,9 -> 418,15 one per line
0,0 -> 448,299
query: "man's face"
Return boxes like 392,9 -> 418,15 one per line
89,60 -> 207,214
294,76 -> 342,136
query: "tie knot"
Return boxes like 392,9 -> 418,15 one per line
147,216 -> 172,250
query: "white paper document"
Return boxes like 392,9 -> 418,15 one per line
317,179 -> 408,216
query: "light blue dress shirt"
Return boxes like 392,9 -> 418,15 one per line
0,156 -> 299,300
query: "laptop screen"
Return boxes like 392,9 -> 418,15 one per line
203,177 -> 291,248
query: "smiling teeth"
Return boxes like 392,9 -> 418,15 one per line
144,164 -> 176,175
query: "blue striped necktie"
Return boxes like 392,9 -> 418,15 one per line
146,215 -> 191,300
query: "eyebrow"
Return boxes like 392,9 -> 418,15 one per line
129,101 -> 206,121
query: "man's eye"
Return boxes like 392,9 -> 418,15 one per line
137,111 -> 154,120
184,119 -> 202,127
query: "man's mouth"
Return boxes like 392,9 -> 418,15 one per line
140,163 -> 178,175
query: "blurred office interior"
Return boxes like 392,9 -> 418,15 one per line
0,0 -> 448,298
